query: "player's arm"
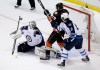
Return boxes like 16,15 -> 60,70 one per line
44,9 -> 52,22
44,9 -> 60,32
10,26 -> 28,39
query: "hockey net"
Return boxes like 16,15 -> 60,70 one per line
63,3 -> 100,52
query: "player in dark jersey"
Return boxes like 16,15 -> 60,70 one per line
40,3 -> 69,60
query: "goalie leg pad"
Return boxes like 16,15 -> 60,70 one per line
35,47 -> 46,57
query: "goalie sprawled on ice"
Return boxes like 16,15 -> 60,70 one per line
10,21 -> 60,58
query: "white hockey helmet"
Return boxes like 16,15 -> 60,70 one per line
30,21 -> 36,29
61,13 -> 69,21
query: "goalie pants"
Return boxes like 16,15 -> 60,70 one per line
18,39 -> 45,52
16,0 -> 35,8
64,35 -> 83,51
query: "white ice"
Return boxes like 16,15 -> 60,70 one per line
0,0 -> 100,70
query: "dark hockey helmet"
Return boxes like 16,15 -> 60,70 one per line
56,3 -> 63,10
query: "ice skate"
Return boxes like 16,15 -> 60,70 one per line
14,5 -> 20,8
40,50 -> 50,60
81,56 -> 90,61
30,7 -> 35,10
57,60 -> 65,67
40,54 -> 50,60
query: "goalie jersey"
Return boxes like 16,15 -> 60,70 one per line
20,26 -> 43,46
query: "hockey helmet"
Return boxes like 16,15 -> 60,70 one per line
56,3 -> 63,10
30,21 -> 36,29
61,13 -> 69,20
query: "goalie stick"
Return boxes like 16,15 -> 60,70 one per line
12,16 -> 22,55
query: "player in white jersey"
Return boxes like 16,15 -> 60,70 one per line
11,21 -> 45,53
51,13 -> 90,66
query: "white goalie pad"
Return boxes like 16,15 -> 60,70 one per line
35,46 -> 61,58
34,47 -> 46,57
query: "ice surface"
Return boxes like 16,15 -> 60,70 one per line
0,0 -> 100,70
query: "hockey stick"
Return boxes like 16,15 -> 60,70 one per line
37,0 -> 51,17
37,0 -> 45,10
37,0 -> 64,38
12,16 -> 22,55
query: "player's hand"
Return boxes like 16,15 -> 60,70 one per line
44,9 -> 51,17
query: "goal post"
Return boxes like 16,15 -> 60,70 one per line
63,4 -> 91,51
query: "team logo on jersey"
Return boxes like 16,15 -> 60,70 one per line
26,35 -> 32,42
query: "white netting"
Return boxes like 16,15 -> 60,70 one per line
64,4 -> 100,43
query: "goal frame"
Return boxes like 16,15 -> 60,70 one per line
63,4 -> 91,51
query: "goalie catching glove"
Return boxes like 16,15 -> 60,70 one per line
10,29 -> 22,39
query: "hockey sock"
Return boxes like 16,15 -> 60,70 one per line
77,49 -> 88,58
61,48 -> 68,62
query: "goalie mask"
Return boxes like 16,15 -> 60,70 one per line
61,13 -> 69,21
30,21 -> 36,29
56,3 -> 63,11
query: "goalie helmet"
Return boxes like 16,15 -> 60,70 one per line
56,3 -> 63,11
30,21 -> 36,29
61,13 -> 69,20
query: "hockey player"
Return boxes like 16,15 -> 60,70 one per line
14,0 -> 35,10
52,12 -> 90,66
40,3 -> 69,60
10,21 -> 45,53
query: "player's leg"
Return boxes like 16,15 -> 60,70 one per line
56,33 -> 65,58
40,31 -> 58,60
58,37 -> 82,66
75,36 -> 90,61
57,48 -> 68,66
15,0 -> 22,8
28,0 -> 35,10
